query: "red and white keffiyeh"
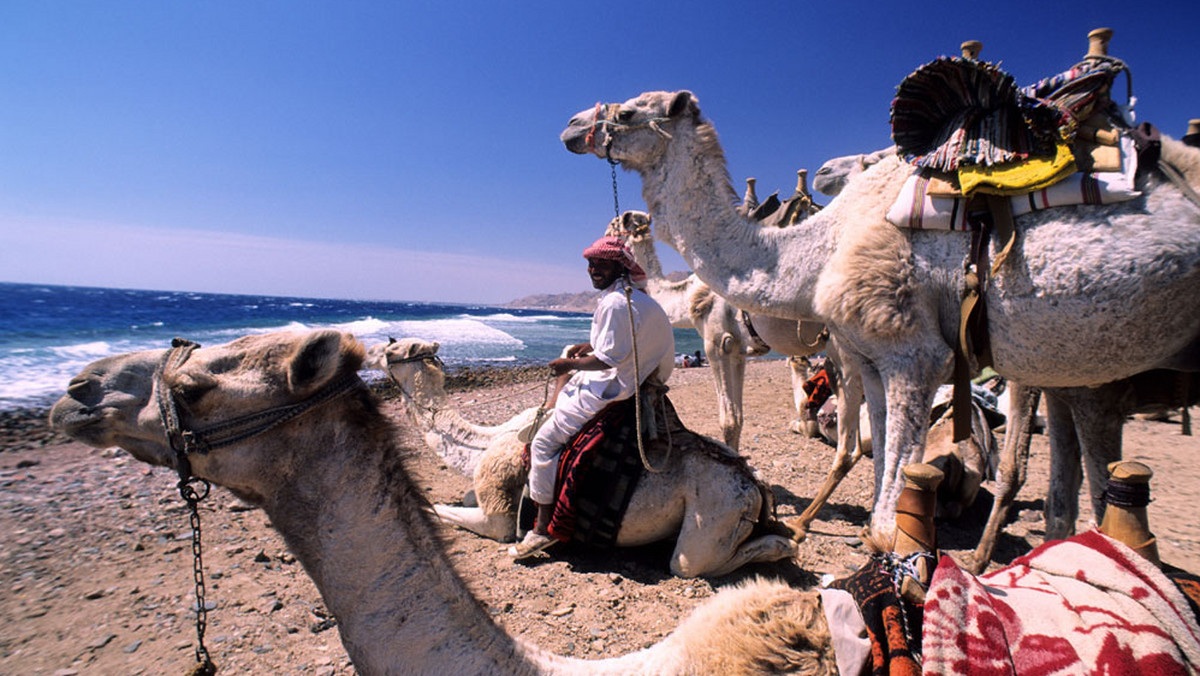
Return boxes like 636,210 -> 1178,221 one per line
582,236 -> 647,286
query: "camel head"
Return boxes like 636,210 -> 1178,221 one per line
604,210 -> 652,241
375,337 -> 446,409
561,90 -> 701,172
49,330 -> 367,501
812,146 -> 897,197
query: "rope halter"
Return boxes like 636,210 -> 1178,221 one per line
584,102 -> 673,160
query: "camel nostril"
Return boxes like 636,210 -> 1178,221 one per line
66,377 -> 94,397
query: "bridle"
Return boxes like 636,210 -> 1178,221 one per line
154,337 -> 364,483
151,336 -> 363,675
584,101 -> 673,160
382,350 -> 447,418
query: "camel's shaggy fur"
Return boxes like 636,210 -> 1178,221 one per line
811,156 -> 919,339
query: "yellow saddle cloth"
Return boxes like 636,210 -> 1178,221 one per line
958,141 -> 1077,196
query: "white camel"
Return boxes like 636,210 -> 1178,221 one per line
604,210 -> 829,449
561,90 -> 1200,544
815,146 -> 1200,569
371,335 -> 798,578
48,331 -> 1200,675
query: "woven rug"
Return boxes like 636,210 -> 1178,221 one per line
544,395 -> 663,548
922,530 -> 1200,675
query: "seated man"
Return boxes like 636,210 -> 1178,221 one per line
509,235 -> 674,558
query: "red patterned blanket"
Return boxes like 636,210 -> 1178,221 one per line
922,530 -> 1200,675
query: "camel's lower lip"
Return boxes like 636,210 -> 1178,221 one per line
48,405 -> 105,443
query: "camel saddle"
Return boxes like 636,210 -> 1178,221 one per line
891,52 -> 1139,440
520,380 -> 672,549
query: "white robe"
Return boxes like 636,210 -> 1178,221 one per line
528,281 -> 674,504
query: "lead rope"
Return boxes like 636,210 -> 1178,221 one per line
155,341 -> 217,676
623,275 -> 669,473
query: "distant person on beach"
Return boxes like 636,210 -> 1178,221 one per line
509,235 -> 674,559
693,350 -> 705,367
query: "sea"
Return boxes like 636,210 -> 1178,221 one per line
0,282 -> 704,412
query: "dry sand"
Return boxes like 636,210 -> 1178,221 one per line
2,359 -> 1197,674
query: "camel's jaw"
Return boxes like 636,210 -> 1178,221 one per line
49,352 -> 177,469
49,392 -> 175,468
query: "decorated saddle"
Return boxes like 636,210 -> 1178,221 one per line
922,530 -> 1200,675
886,46 -> 1144,231
522,386 -> 676,549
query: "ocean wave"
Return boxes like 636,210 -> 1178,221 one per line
471,313 -> 576,323
49,341 -> 114,359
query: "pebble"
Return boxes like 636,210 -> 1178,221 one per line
85,633 -> 117,650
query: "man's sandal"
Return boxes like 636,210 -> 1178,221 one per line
507,530 -> 557,560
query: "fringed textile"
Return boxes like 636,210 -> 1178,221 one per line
891,57 -> 1060,172
827,557 -> 924,676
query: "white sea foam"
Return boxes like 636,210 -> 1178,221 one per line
471,312 -> 573,323
49,341 -> 114,359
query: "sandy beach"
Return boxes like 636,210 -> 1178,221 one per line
2,359 -> 1198,675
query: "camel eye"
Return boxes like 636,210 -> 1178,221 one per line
616,109 -> 635,123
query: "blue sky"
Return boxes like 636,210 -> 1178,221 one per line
2,1 -> 1197,304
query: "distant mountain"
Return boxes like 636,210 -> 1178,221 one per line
504,271 -> 690,314
503,291 -> 599,314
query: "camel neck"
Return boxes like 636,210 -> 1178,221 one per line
400,384 -> 496,476
259,407 -> 664,676
640,122 -> 831,321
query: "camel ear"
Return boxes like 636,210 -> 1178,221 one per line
288,330 -> 347,392
431,341 -> 440,353
668,91 -> 696,118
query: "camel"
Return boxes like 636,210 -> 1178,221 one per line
561,89 -> 1200,544
815,146 -> 1200,569
48,331 -> 1200,675
603,210 -> 829,449
811,146 -> 896,198
371,335 -> 799,578
49,330 -> 840,675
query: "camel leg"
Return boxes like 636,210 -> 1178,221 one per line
1074,393 -> 1127,531
968,383 -> 1040,574
787,356 -> 816,436
868,349 -> 951,542
432,505 -> 518,542
1044,391 -> 1083,540
786,359 -> 865,540
706,330 -> 746,451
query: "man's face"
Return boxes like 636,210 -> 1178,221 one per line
587,257 -> 624,290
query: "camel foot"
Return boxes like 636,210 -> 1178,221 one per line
781,516 -> 810,543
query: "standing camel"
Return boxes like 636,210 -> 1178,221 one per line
815,146 -> 1200,568
372,336 -> 799,578
561,90 -> 1200,543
